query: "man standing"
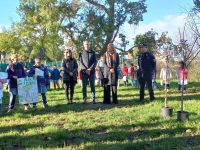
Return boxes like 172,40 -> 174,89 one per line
79,41 -> 97,104
138,44 -> 156,102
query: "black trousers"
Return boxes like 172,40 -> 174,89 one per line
103,85 -> 118,104
65,81 -> 75,102
138,75 -> 154,100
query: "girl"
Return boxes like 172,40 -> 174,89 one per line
122,64 -> 128,87
0,73 -> 7,113
160,57 -> 172,91
176,61 -> 188,93
129,63 -> 135,86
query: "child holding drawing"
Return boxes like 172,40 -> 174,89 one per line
0,72 -> 7,113
28,57 -> 49,109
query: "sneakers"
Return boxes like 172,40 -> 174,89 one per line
7,109 -> 13,113
32,106 -> 37,111
92,100 -> 96,104
24,105 -> 29,111
82,101 -> 87,105
150,96 -> 155,102
44,104 -> 49,109
67,101 -> 73,105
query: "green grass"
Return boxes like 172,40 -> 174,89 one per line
0,81 -> 200,149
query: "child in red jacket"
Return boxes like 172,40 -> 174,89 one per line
129,63 -> 135,86
176,61 -> 188,93
122,64 -> 128,87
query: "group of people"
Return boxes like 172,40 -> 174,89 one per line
0,41 -> 189,113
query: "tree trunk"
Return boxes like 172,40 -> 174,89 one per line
164,68 -> 168,107
181,67 -> 185,112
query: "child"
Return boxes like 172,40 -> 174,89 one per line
95,67 -> 103,86
78,70 -> 83,87
129,63 -> 135,86
176,61 -> 188,93
160,57 -> 172,91
117,67 -> 123,87
28,57 -> 49,109
0,77 -> 7,113
59,68 -> 65,89
51,65 -> 60,89
122,64 -> 128,87
133,65 -> 139,87
46,66 -> 51,90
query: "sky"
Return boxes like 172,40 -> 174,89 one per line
122,0 -> 194,47
0,0 -> 20,29
0,0 -> 195,46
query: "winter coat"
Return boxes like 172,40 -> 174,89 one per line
103,52 -> 119,86
61,57 -> 78,83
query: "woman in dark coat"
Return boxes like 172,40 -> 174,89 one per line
61,47 -> 78,104
103,43 -> 119,104
7,54 -> 26,112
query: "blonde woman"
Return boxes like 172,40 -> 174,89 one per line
61,47 -> 78,104
7,54 -> 26,113
103,43 -> 119,104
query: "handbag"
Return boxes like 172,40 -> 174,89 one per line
100,70 -> 109,85
101,77 -> 109,85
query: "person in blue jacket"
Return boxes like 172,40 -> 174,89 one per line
51,65 -> 60,89
28,57 -> 49,109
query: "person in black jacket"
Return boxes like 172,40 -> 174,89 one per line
138,44 -> 156,102
78,41 -> 97,104
103,43 -> 119,104
61,47 -> 78,104
7,54 -> 26,113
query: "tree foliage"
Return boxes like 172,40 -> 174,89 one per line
1,0 -> 147,60
61,0 -> 147,55
134,29 -> 157,54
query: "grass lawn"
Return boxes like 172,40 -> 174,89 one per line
0,81 -> 200,150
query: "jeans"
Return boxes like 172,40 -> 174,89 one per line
8,88 -> 17,109
32,93 -> 47,107
82,73 -> 95,101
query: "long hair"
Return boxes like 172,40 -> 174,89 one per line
179,61 -> 186,69
105,43 -> 116,64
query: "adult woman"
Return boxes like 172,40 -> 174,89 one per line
7,54 -> 26,112
103,43 -> 119,104
61,47 -> 78,104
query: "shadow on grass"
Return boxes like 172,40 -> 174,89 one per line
84,135 -> 200,150
0,120 -> 198,149
155,93 -> 200,102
